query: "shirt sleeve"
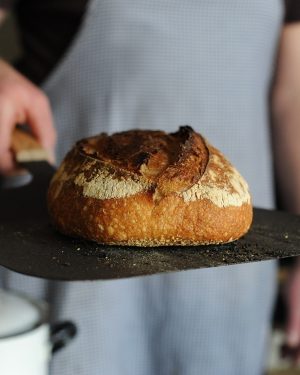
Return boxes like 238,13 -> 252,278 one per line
0,0 -> 13,9
285,0 -> 300,23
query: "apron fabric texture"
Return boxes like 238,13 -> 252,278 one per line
1,0 -> 283,374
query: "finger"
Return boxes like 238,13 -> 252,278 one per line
25,91 -> 56,152
0,149 -> 15,174
286,309 -> 300,347
0,102 -> 17,173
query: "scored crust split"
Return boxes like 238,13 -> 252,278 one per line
47,126 -> 253,246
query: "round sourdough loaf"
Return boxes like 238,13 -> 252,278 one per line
47,126 -> 253,246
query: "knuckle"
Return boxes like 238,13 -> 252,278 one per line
0,94 -> 14,114
0,152 -> 14,174
0,84 -> 13,101
0,82 -> 33,108
0,94 -> 9,108
33,90 -> 50,107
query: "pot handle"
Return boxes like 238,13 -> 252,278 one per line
51,321 -> 77,354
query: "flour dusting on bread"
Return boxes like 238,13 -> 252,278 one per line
74,170 -> 150,199
181,143 -> 251,207
47,126 -> 253,246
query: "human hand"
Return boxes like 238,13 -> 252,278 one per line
0,59 -> 56,174
283,257 -> 300,364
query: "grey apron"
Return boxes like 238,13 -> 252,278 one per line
2,0 -> 283,374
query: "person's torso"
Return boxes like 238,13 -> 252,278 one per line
1,3 -> 284,375
42,0 -> 283,208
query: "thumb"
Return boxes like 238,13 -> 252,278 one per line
45,146 -> 56,165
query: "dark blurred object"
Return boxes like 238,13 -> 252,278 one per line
272,169 -> 300,327
281,342 -> 300,362
0,12 -> 21,62
13,0 -> 87,84
285,0 -> 300,23
0,0 -> 87,84
273,264 -> 290,327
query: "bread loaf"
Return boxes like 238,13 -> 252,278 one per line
47,126 -> 252,246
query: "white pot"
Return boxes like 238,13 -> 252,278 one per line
0,290 -> 76,375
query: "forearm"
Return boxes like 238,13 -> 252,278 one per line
272,88 -> 300,214
271,25 -> 300,214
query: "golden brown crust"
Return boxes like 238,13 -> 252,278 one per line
48,126 -> 253,246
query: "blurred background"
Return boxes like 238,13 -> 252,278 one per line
0,9 -> 299,375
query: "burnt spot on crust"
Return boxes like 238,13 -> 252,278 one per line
132,151 -> 152,168
156,126 -> 209,197
76,126 -> 209,195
